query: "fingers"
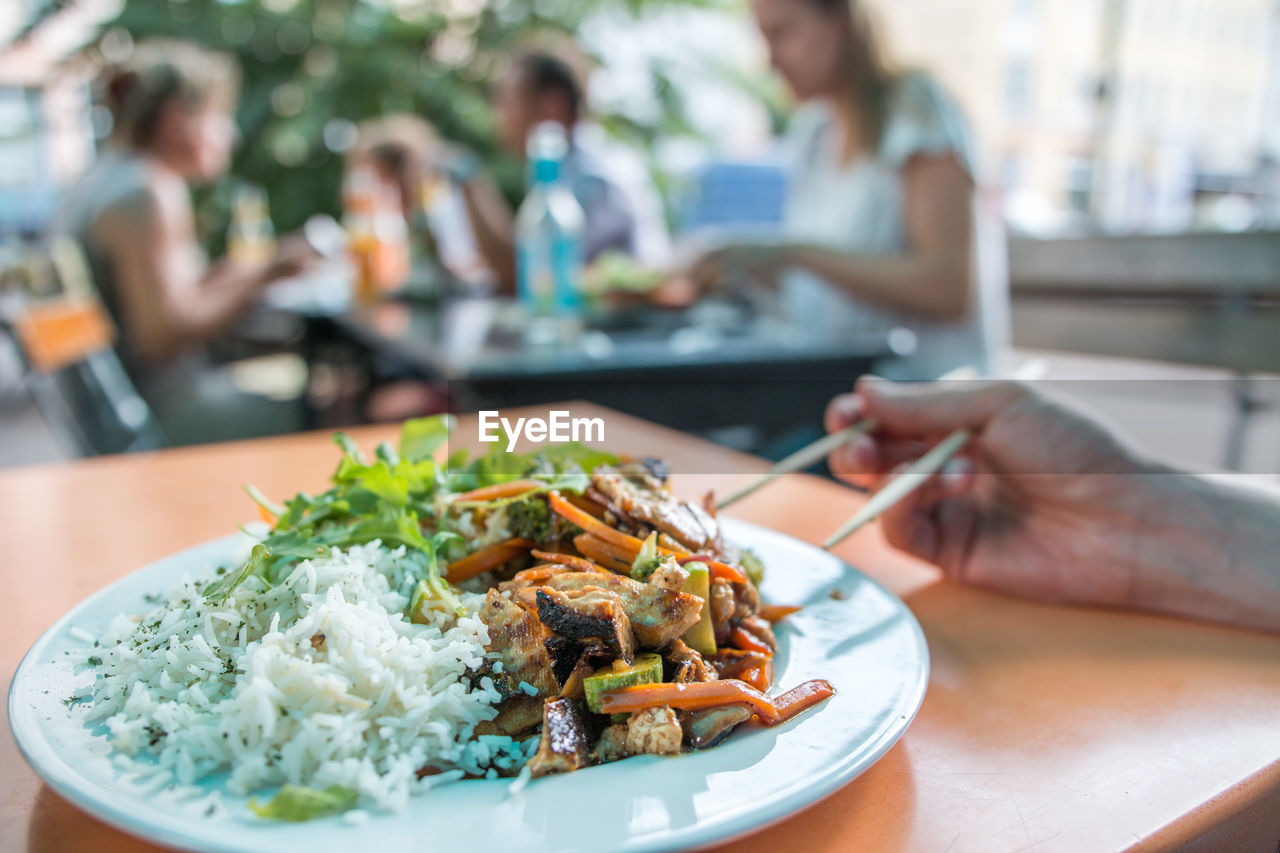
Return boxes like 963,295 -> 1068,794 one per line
687,250 -> 723,291
878,494 -> 939,564
828,433 -> 879,490
824,393 -> 862,433
829,435 -> 929,487
856,376 -> 1028,438
876,461 -> 977,575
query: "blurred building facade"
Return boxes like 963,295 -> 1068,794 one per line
0,0 -> 112,236
873,0 -> 1280,235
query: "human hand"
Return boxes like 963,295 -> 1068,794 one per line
825,377 -> 1162,610
687,241 -> 788,292
262,233 -> 322,284
430,142 -> 482,186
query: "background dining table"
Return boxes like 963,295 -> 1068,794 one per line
260,279 -> 893,451
4,404 -> 1280,852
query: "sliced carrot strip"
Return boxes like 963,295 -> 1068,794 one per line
573,533 -> 634,566
571,535 -> 632,574
508,565 -> 566,586
257,503 -> 277,526
758,604 -> 802,622
452,479 -> 543,503
712,650 -> 770,679
600,678 -> 834,727
563,492 -> 609,519
530,549 -> 610,574
598,680 -> 781,725
774,679 -> 836,723
709,562 -> 748,584
444,538 -> 533,582
676,553 -> 748,584
731,626 -> 774,657
740,666 -> 769,692
549,492 -> 646,552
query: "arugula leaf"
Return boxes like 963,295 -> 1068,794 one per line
399,414 -> 454,461
534,443 -> 619,474
446,441 -> 617,494
332,432 -> 366,465
422,530 -> 465,615
243,484 -> 285,519
337,506 -> 431,552
249,784 -> 357,822
204,543 -> 270,604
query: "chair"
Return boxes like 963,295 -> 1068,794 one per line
3,237 -> 165,456
677,160 -> 789,234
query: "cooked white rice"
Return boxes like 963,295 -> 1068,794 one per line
78,542 -> 533,813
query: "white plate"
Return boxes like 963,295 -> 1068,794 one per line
9,518 -> 928,853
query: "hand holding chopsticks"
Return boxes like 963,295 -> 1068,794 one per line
715,420 -> 878,510
820,427 -> 971,549
717,373 -> 994,548
715,414 -> 973,548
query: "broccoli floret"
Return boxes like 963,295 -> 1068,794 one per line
505,496 -> 552,542
740,548 -> 765,585
629,558 -> 663,582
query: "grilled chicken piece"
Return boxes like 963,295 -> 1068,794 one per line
540,572 -> 703,648
478,590 -> 560,698
473,693 -> 543,738
590,467 -> 720,552
595,723 -> 630,763
710,579 -> 736,645
625,706 -> 683,756
498,563 -> 575,595
528,698 -> 594,777
536,587 -> 637,664
544,636 -> 614,688
733,576 -> 761,619
664,638 -> 717,683
628,457 -> 669,488
647,558 -> 688,593
684,704 -> 751,749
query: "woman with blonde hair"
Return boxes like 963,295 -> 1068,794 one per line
692,0 -> 1006,380
55,39 -> 314,443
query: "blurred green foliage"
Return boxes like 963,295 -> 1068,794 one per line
108,0 -> 717,251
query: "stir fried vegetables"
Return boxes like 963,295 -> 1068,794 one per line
216,416 -> 617,603
224,416 -> 835,781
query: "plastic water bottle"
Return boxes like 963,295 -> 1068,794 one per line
515,122 -> 585,344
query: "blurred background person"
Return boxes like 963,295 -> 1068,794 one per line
345,114 -> 490,292
445,49 -> 670,291
51,39 -> 315,444
688,0 -> 1006,380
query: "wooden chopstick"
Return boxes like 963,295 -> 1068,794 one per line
821,427 -> 972,550
715,420 -> 878,510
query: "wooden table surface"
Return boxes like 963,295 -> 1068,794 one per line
4,405 -> 1280,852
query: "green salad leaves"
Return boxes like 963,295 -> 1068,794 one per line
208,415 -> 617,606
